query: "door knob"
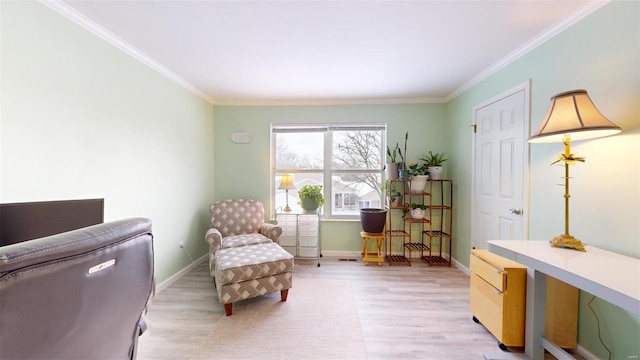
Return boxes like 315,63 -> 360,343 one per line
509,208 -> 523,215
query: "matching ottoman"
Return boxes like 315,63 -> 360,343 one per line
214,242 -> 294,316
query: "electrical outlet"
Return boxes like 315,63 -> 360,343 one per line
179,241 -> 185,250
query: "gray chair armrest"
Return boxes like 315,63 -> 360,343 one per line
260,223 -> 283,243
138,316 -> 147,336
205,228 -> 223,254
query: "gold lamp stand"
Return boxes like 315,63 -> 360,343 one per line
549,136 -> 585,251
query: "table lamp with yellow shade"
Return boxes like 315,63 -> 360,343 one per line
278,174 -> 296,212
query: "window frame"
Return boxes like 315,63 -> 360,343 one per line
271,123 -> 386,220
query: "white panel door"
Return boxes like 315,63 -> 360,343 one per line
472,83 -> 529,249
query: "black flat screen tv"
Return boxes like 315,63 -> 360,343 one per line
0,198 -> 104,246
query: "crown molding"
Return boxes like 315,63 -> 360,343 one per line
445,0 -> 610,102
212,95 -> 446,106
40,0 -> 609,107
39,0 -> 215,105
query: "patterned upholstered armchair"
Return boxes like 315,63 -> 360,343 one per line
204,199 -> 282,277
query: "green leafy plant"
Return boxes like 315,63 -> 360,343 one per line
402,203 -> 427,218
406,161 -> 429,177
298,185 -> 325,207
386,143 -> 401,163
383,180 -> 403,199
421,151 -> 448,167
411,203 -> 427,210
399,131 -> 408,166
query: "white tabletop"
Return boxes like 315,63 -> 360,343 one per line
488,240 -> 640,316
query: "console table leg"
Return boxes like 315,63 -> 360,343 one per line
527,269 -> 547,360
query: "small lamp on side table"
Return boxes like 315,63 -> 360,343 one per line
278,174 -> 296,212
529,89 -> 621,251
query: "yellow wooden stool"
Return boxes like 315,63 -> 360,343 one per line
360,231 -> 386,266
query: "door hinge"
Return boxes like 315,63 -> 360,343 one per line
471,124 -> 477,133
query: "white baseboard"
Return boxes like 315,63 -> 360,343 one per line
321,250 -> 430,259
573,345 -> 599,360
452,256 -> 470,275
320,250 -> 361,258
321,250 -> 459,263
154,254 -> 207,295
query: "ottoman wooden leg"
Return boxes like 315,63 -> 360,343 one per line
281,289 -> 289,302
224,303 -> 233,316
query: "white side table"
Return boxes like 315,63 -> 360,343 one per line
276,212 -> 321,267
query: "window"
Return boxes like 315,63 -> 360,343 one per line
272,124 -> 385,219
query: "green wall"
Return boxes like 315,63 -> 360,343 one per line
446,1 -> 639,358
0,1 -> 215,283
214,103 -> 447,253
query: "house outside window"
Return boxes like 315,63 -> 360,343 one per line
334,192 -> 358,210
272,124 -> 385,219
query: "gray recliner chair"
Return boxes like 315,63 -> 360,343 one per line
0,217 -> 154,360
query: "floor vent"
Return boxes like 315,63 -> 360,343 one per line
339,258 -> 358,262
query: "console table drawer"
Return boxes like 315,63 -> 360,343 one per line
470,253 -> 506,291
470,249 -> 526,348
470,273 -> 504,340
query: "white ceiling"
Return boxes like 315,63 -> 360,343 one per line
50,0 -> 606,105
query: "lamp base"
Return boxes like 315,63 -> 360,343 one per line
550,234 -> 586,252
283,204 -> 292,212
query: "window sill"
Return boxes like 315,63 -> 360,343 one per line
321,217 -> 360,223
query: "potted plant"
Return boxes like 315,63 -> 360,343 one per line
359,207 -> 387,233
421,151 -> 448,180
383,180 -> 403,208
385,143 -> 401,180
410,203 -> 427,219
406,161 -> 429,193
298,185 -> 325,213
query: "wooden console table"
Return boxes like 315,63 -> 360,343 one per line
488,240 -> 640,360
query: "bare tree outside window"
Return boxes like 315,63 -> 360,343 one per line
275,132 -> 323,170
332,130 -> 383,200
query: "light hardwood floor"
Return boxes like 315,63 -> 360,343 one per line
137,257 -> 514,359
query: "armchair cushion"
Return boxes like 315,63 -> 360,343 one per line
205,199 -> 282,277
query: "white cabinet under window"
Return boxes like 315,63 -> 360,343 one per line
275,213 -> 321,267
